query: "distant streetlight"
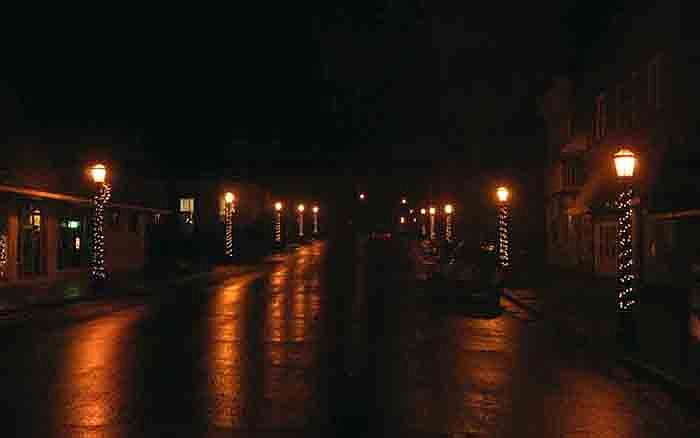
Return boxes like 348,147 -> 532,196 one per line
495,186 -> 511,267
444,204 -> 454,241
401,197 -> 407,205
614,148 -> 639,348
274,202 -> 283,244
297,204 -> 305,238
419,208 -> 427,238
428,207 -> 436,240
89,164 -> 111,285
400,216 -> 405,224
312,206 -> 320,235
359,193 -> 366,201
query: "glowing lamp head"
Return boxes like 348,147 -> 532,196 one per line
496,186 -> 510,203
359,193 -> 366,200
614,148 -> 637,179
298,204 -> 305,213
312,206 -> 319,214
429,207 -> 436,216
89,164 -> 107,184
444,204 -> 453,215
224,192 -> 235,204
400,216 -> 405,224
420,208 -> 426,215
401,198 -> 407,205
275,201 -> 283,211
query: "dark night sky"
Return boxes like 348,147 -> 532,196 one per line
0,1 -> 653,180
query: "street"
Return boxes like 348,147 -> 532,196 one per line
0,238 -> 698,437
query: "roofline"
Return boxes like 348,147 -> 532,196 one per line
0,184 -> 172,215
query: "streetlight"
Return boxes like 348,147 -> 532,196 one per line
428,207 -> 436,240
312,206 -> 320,235
274,202 -> 283,244
419,208 -> 427,238
401,197 -> 407,205
444,204 -> 454,241
495,186 -> 511,268
224,192 -> 235,258
359,193 -> 366,201
89,163 -> 111,285
297,204 -> 305,238
614,148 -> 639,348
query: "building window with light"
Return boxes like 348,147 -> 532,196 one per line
179,198 -> 195,225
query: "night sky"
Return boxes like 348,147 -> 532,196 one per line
1,1 -> 652,180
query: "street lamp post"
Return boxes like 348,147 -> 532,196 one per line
444,204 -> 454,241
224,192 -> 235,258
496,186 -> 511,268
297,204 -> 305,239
429,207 -> 436,240
274,202 -> 283,245
312,206 -> 320,236
614,148 -> 639,348
89,164 -> 111,285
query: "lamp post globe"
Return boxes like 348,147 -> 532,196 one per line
496,186 -> 510,204
90,163 -> 107,184
614,148 -> 638,179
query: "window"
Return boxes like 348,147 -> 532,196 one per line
648,54 -> 662,109
179,198 -> 195,224
129,213 -> 139,233
153,213 -> 161,225
594,94 -> 607,140
563,159 -> 583,187
110,211 -> 120,228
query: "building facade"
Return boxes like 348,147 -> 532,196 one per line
0,144 -> 170,285
541,2 -> 699,283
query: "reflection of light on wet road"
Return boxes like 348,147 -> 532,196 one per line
548,369 -> 636,438
56,308 -> 143,437
206,280 -> 246,429
259,242 -> 324,430
449,315 -> 521,436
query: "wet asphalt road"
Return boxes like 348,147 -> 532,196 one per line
0,237 -> 699,437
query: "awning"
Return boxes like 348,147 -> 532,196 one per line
0,184 -> 171,215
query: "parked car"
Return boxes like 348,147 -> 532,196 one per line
435,242 -> 502,307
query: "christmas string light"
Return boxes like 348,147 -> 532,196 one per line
0,232 -> 7,278
616,187 -> 635,311
90,183 -> 111,281
275,211 -> 282,243
225,202 -> 234,258
498,204 -> 511,267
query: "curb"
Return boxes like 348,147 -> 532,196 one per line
501,289 -> 700,407
0,265 -> 264,318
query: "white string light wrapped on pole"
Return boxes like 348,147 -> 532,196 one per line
496,186 -> 511,268
615,187 -> 635,310
91,183 -> 111,281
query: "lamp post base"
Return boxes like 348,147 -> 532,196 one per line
616,310 -> 639,352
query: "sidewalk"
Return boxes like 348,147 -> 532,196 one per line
0,263 -> 262,315
503,266 -> 700,404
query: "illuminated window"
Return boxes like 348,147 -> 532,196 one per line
153,213 -> 161,224
179,198 -> 195,224
28,209 -> 41,228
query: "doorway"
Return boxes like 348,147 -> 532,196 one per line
19,207 -> 44,277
